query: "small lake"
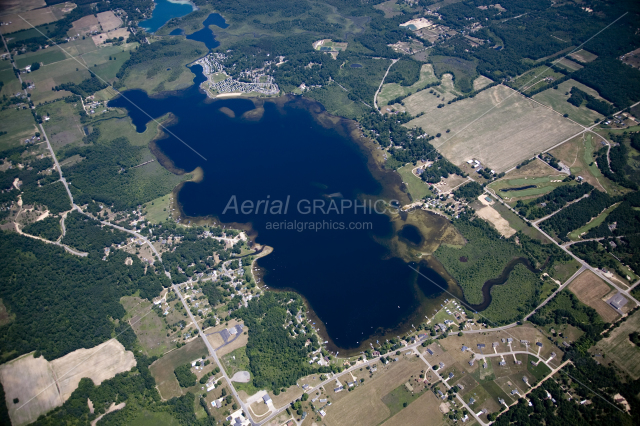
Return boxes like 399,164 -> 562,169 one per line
350,63 -> 363,68
499,185 -> 536,192
139,0 -> 195,33
170,13 -> 228,49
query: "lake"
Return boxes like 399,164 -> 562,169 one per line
110,66 -> 455,354
139,0 -> 195,33
170,13 -> 228,49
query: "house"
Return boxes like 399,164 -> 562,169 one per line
347,381 -> 356,387
507,338 -> 513,343
320,398 -> 327,403
515,360 -> 522,365
449,372 -> 454,379
523,376 -> 529,384
262,394 -> 271,404
334,386 -> 344,392
511,389 -> 519,395
439,362 -> 445,368
477,344 -> 485,349
426,348 -> 434,355
302,384 -> 310,391
319,410 -> 326,417
492,342 -> 499,347
520,340 -> 529,344
211,398 -> 223,408
461,345 -> 469,352
469,397 -> 476,404
483,361 -> 487,369
499,360 -> 506,366
536,342 -> 543,347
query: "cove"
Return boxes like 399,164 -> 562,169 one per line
170,13 -> 228,49
139,0 -> 195,33
109,66 -> 453,353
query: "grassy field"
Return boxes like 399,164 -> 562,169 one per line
381,380 -> 430,418
548,133 -> 608,193
396,164 -> 432,201
430,55 -> 477,93
380,391 -> 443,426
0,107 -> 38,151
568,49 -> 598,63
37,99 -> 85,151
533,79 -> 608,126
221,346 -> 250,378
149,338 -> 208,399
378,64 -> 439,106
555,58 -> 583,72
121,296 -> 176,357
405,85 -> 583,172
473,75 -> 493,91
510,66 -> 565,93
27,58 -> 93,104
306,84 -> 368,120
14,49 -> 67,69
568,202 -> 620,240
594,309 -> 640,379
128,410 -> 182,426
527,355 -> 551,380
489,176 -> 569,200
401,73 -> 460,116
144,193 -> 173,224
490,201 -> 547,241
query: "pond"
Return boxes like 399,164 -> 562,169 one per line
139,0 -> 195,33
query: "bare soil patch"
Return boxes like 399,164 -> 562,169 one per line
0,340 -> 134,426
96,11 -> 121,32
1,7 -> 58,33
568,270 -> 619,323
475,202 -> 516,238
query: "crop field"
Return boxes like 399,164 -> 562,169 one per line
69,14 -> 100,35
568,49 -> 598,63
61,37 -> 98,57
489,200 -> 548,242
0,107 -> 37,151
406,85 -> 583,172
401,74 -> 460,116
14,49 -> 67,69
144,193 -> 173,223
475,197 -> 516,238
82,45 -> 133,82
396,164 -> 432,201
0,7 -> 59,34
149,338 -> 208,399
38,99 -> 85,150
0,340 -> 135,426
567,271 -> 619,323
121,60 -> 198,96
533,79 -> 608,126
489,175 -> 568,201
323,356 -> 425,426
378,64 -> 438,106
594,309 -> 640,379
0,69 -> 20,94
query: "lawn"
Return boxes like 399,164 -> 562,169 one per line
430,55 -> 477,93
37,99 -> 85,150
510,65 -> 565,93
405,85 -> 583,172
0,107 -> 38,151
221,346 -> 250,377
533,79 -> 607,126
378,64 -> 439,106
397,163 -> 432,201
527,355 -> 551,381
306,84 -> 368,120
380,380 -> 429,418
490,201 -> 547,241
14,49 -> 67,68
129,410 -> 181,426
27,58 -> 93,104
401,73 -> 460,117
144,193 -> 174,224
568,202 -> 620,240
121,296 -> 176,357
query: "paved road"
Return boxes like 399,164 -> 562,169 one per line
172,283 -> 256,424
485,187 -> 639,305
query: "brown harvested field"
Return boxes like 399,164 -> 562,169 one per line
622,47 -> 640,70
569,49 -> 598,64
120,296 -> 175,357
323,356 -> 424,426
96,11 -> 122,32
381,391 -> 444,426
149,338 -> 208,400
501,157 -> 564,180
405,85 -> 583,172
207,333 -> 225,349
556,57 -> 583,71
70,15 -> 100,35
216,330 -> 248,357
0,7 -> 58,33
0,340 -> 135,426
0,0 -> 46,14
568,271 -> 619,323
593,309 -> 640,379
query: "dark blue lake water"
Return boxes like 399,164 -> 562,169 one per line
109,66 -> 453,353
170,13 -> 228,49
139,0 -> 194,33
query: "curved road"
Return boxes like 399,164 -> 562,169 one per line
373,58 -> 398,114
